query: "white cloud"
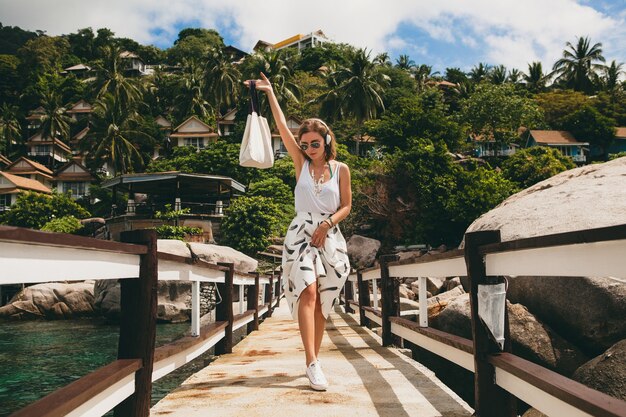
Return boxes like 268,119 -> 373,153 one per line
1,0 -> 624,71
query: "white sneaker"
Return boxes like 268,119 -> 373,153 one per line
306,359 -> 329,391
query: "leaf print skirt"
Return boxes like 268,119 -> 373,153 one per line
282,211 -> 351,321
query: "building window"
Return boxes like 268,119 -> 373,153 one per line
31,145 -> 51,155
0,194 -> 10,210
184,137 -> 205,150
63,182 -> 86,197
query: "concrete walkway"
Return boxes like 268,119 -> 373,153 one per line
151,303 -> 473,417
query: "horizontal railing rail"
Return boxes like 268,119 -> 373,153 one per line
344,223 -> 626,417
2,226 -> 284,417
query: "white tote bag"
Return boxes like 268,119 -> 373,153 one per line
239,81 -> 274,168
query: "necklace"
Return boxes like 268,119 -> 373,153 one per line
311,162 -> 330,197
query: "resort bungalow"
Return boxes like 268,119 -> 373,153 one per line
468,133 -> 519,158
66,99 -> 93,122
169,116 -> 218,151
25,106 -> 45,133
607,127 -> 626,156
0,171 -> 52,212
60,64 -> 91,79
253,30 -> 330,53
102,171 -> 246,242
526,130 -> 588,164
26,131 -> 71,167
120,51 -> 150,76
4,157 -> 54,188
53,158 -> 96,199
69,127 -> 90,157
271,115 -> 302,157
218,109 -> 237,137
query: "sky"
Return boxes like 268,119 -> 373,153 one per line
2,0 -> 626,74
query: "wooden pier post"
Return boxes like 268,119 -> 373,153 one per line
465,230 -> 515,417
380,254 -> 400,347
115,229 -> 158,417
357,271 -> 370,327
344,279 -> 354,313
267,275 -> 274,317
215,262 -> 234,355
248,272 -> 260,334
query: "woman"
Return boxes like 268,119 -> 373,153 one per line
245,73 -> 352,391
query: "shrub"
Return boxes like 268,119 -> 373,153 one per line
41,215 -> 84,234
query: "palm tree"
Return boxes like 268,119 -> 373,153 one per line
92,45 -> 142,110
490,65 -> 507,84
602,60 -> 624,92
470,63 -> 491,83
245,50 -> 301,114
374,52 -> 392,67
413,64 -> 439,91
395,54 -> 415,71
508,68 -> 522,84
39,90 -> 73,166
321,48 -> 389,155
524,62 -> 549,93
552,36 -> 605,93
82,94 -> 152,175
0,104 -> 22,156
204,48 -> 241,134
175,60 -> 213,123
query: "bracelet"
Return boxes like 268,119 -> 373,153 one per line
328,217 -> 335,227
323,219 -> 332,228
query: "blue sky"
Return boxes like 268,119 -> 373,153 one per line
2,0 -> 625,74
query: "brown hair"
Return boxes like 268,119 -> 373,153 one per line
297,118 -> 337,161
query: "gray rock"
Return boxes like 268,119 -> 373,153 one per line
427,286 -> 465,307
0,282 -> 95,320
573,339 -> 626,401
347,235 -> 381,269
189,242 -> 258,273
399,284 -> 415,300
507,276 -> 626,355
426,277 -> 445,295
445,277 -> 462,291
433,294 -> 588,375
521,409 -> 547,417
157,239 -> 192,257
464,157 -> 626,243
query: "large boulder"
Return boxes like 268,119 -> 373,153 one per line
463,157 -> 626,355
434,294 -> 588,375
573,339 -> 626,401
507,276 -> 626,356
346,235 -> 381,269
188,242 -> 258,273
0,282 -> 95,319
464,157 -> 626,241
157,239 -> 192,257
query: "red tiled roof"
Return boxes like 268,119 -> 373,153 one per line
529,130 -> 588,145
615,127 -> 626,138
5,157 -> 54,176
0,154 -> 11,166
0,171 -> 52,194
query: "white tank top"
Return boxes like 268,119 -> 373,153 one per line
294,160 -> 341,214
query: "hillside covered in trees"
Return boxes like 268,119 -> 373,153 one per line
1,23 -> 625,251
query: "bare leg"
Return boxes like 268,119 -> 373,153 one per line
298,282 -> 318,366
314,292 -> 326,358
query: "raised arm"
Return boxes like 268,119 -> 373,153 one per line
246,73 -> 305,173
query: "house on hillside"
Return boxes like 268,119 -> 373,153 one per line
468,133 -> 519,158
66,99 -> 93,122
0,155 -> 11,170
26,131 -> 71,167
253,30 -> 330,53
61,64 -> 91,79
4,156 -> 54,188
526,130 -> 588,164
53,158 -> 96,199
169,116 -> 218,151
608,127 -> 626,156
224,45 -> 248,63
69,127 -> 89,158
25,107 -> 45,133
270,115 -> 302,157
120,51 -> 150,76
0,171 -> 52,212
218,109 -> 237,138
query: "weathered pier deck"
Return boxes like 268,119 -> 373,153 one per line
151,303 -> 473,417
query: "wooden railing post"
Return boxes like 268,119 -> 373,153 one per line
215,262 -> 234,355
380,254 -> 401,347
344,279 -> 354,313
115,229 -> 158,417
267,275 -> 274,317
356,271 -> 370,327
247,272 -> 260,334
465,230 -> 515,417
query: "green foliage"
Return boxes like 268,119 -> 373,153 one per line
167,29 -> 225,65
460,83 -> 544,144
154,204 -> 191,220
0,191 -> 90,229
592,91 -> 626,126
0,54 -> 21,104
154,225 -> 202,240
248,177 -> 295,229
501,147 -> 576,189
220,196 -> 282,256
534,90 -> 589,128
0,23 -> 39,54
41,215 -> 84,234
609,152 -> 626,160
562,106 -> 616,159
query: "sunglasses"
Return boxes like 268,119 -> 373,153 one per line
300,142 -> 322,151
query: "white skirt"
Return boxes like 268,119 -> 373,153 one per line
282,211 -> 351,321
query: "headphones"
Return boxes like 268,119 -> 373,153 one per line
310,118 -> 332,145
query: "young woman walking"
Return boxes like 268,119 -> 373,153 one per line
245,73 -> 352,391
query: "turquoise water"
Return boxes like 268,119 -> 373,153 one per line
0,318 -> 211,416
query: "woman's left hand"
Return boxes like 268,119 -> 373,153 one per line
311,222 -> 330,248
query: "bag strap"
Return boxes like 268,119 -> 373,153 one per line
249,80 -> 260,115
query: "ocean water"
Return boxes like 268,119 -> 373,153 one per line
0,318 -> 211,416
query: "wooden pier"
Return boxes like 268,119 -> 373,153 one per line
151,303 -> 472,417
